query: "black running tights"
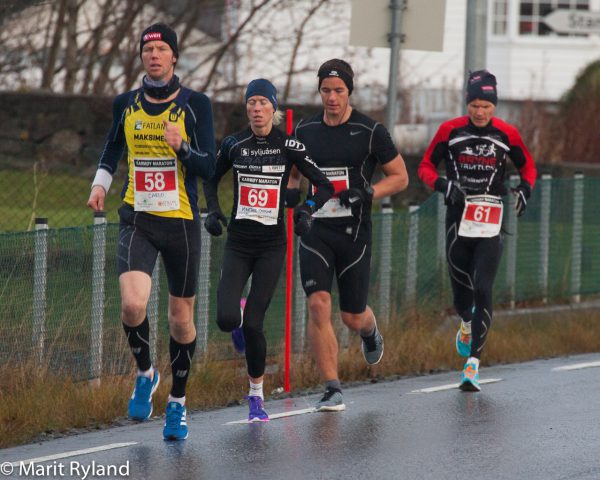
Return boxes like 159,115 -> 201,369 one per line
216,242 -> 286,378
446,222 -> 503,359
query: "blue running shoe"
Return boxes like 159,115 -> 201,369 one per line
232,298 -> 247,353
455,322 -> 472,358
163,402 -> 188,440
459,360 -> 481,392
232,327 -> 246,354
245,395 -> 269,422
128,367 -> 160,421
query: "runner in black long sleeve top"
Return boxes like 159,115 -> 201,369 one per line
204,126 -> 332,246
418,70 -> 537,392
203,79 -> 333,422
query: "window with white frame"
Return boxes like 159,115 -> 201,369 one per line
492,0 -> 509,35
519,0 -> 590,36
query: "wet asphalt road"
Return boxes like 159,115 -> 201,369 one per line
2,353 -> 600,480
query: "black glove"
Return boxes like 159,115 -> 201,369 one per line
435,178 -> 466,206
284,188 -> 301,208
338,186 -> 374,208
204,209 -> 227,236
293,202 -> 315,236
512,182 -> 531,217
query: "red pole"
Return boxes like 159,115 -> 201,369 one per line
284,108 -> 294,393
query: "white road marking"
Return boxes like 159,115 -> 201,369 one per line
225,407 -> 317,425
552,361 -> 600,372
409,378 -> 503,394
10,442 -> 138,467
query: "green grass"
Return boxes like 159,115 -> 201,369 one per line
0,168 -> 240,231
0,169 -> 123,230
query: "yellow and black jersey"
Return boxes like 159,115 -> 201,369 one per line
96,87 -> 215,219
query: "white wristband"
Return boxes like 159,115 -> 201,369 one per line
91,168 -> 113,193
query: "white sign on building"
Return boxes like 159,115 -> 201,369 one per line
543,9 -> 600,34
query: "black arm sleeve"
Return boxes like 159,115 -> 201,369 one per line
288,140 -> 334,210
181,92 -> 217,180
203,136 -> 235,212
97,93 -> 129,174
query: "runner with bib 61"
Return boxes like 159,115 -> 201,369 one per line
418,70 -> 536,391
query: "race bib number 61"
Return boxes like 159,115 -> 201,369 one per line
458,195 -> 503,238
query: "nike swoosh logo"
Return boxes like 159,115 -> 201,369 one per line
350,131 -> 362,136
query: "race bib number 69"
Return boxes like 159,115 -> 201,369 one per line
236,173 -> 281,225
239,186 -> 277,208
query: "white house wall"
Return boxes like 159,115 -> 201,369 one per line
489,37 -> 600,100
487,0 -> 600,101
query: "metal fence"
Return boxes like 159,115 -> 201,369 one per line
0,175 -> 597,381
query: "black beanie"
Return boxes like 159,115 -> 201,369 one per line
317,59 -> 354,95
140,23 -> 179,58
466,70 -> 497,105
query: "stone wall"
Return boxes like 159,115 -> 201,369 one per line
1,91 -> 595,207
0,91 -> 324,173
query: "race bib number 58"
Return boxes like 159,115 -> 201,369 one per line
133,158 -> 180,212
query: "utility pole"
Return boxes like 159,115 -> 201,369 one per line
463,0 -> 488,113
381,0 -> 405,205
384,0 -> 405,132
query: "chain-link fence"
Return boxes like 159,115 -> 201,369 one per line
0,175 -> 597,381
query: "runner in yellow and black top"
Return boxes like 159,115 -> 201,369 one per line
87,23 -> 215,441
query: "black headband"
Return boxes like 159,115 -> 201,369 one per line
317,59 -> 354,95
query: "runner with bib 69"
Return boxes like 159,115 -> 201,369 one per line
203,79 -> 333,422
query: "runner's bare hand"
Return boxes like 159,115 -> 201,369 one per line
87,185 -> 106,212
